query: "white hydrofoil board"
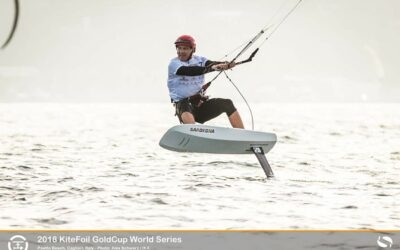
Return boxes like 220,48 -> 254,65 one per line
159,124 -> 277,154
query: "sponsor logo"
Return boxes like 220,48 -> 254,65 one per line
190,127 -> 215,133
377,235 -> 393,248
8,235 -> 29,250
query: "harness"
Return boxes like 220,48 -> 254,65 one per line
172,81 -> 211,107
171,82 -> 211,123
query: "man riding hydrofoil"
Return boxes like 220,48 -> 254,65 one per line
167,35 -> 244,128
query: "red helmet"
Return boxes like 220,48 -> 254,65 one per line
174,35 -> 196,50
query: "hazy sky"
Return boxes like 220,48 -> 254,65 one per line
0,0 -> 399,102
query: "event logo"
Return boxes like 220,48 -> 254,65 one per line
377,235 -> 393,248
8,235 -> 29,250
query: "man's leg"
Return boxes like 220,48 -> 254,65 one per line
195,98 -> 244,129
175,99 -> 196,124
228,111 -> 244,129
180,111 -> 196,124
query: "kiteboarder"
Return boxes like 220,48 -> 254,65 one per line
167,35 -> 244,128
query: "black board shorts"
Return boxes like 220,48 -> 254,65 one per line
175,98 -> 237,124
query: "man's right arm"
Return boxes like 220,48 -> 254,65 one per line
176,65 -> 214,76
175,60 -> 232,76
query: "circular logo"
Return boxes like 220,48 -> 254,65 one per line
377,235 -> 393,248
8,235 -> 29,250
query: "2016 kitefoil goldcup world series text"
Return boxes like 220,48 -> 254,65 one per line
37,235 -> 182,244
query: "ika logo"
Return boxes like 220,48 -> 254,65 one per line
377,235 -> 393,248
8,235 -> 29,250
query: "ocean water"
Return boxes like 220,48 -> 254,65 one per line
0,103 -> 399,229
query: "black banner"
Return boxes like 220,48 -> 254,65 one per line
1,231 -> 399,250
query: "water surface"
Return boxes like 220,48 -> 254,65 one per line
0,103 -> 399,229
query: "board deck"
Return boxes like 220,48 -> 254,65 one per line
159,124 -> 277,154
